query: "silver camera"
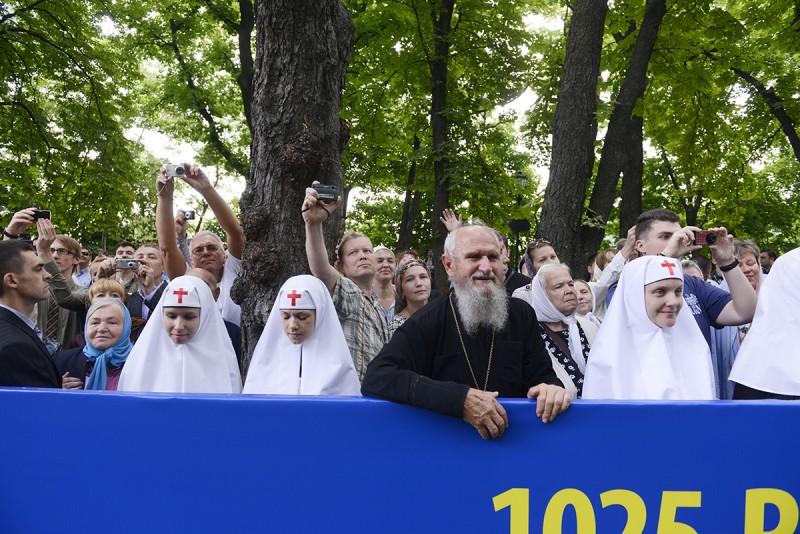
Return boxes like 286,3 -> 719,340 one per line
115,259 -> 139,270
164,164 -> 186,177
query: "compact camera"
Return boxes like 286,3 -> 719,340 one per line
184,210 -> 196,220
32,209 -> 51,221
312,184 -> 338,204
115,259 -> 140,270
164,164 -> 186,177
693,231 -> 717,246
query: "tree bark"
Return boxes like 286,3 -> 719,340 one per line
429,0 -> 454,290
397,134 -> 422,251
234,0 -> 354,371
580,0 -> 666,257
618,115 -> 644,237
538,0 -> 608,272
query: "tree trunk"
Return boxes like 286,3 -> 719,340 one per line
618,115 -> 644,237
538,0 -> 608,273
580,0 -> 666,257
429,0 -> 454,290
732,68 -> 800,165
397,134 -> 421,251
234,0 -> 354,372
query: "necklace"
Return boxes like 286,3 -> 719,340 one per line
449,292 -> 495,391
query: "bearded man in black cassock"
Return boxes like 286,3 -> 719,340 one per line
362,223 -> 571,440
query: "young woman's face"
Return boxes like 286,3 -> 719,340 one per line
86,306 -> 125,350
281,310 -> 316,345
162,307 -> 201,344
401,265 -> 431,306
644,278 -> 684,328
530,245 -> 559,273
574,281 -> 593,315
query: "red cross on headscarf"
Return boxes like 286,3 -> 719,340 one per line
173,288 -> 189,304
661,260 -> 677,276
287,290 -> 302,306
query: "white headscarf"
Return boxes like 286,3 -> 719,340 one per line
243,275 -> 360,396
118,276 -> 242,393
582,256 -> 715,400
528,264 -> 587,373
729,247 -> 800,395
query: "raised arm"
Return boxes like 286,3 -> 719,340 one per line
302,183 -> 343,294
709,227 -> 757,325
156,170 -> 187,280
181,163 -> 244,260
35,219 -> 87,311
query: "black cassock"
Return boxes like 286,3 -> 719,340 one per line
362,293 -> 562,418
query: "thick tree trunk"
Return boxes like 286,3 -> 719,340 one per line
618,116 -> 644,237
580,0 -> 666,258
538,0 -> 608,273
234,0 -> 354,372
430,0 -> 454,290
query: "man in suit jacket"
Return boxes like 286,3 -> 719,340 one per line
0,240 -> 62,388
126,243 -> 168,320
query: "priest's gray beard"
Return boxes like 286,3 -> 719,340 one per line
453,277 -> 509,336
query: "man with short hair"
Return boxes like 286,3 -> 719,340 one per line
606,208 -> 757,346
303,182 -> 389,381
127,243 -> 168,320
114,240 -> 138,294
156,163 -> 244,326
760,250 -> 777,274
34,226 -> 84,351
0,240 -> 61,387
72,246 -> 92,287
362,224 -> 570,440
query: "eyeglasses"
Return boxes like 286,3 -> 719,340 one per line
50,248 -> 75,256
81,251 -> 91,256
527,238 -> 552,250
191,244 -> 221,256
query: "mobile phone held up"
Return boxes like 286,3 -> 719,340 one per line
32,210 -> 51,221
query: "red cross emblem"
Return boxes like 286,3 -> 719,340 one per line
173,288 -> 189,304
287,290 -> 302,306
661,260 -> 677,276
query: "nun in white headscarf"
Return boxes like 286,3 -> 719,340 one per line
513,263 -> 598,399
118,276 -> 242,393
728,247 -> 800,400
583,256 -> 715,400
243,275 -> 360,396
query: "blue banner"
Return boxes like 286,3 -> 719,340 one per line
1,389 -> 798,533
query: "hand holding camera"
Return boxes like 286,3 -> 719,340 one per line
302,181 -> 341,226
5,208 -> 49,238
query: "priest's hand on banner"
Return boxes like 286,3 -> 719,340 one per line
462,389 -> 508,440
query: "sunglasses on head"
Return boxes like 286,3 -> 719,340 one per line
527,238 -> 552,250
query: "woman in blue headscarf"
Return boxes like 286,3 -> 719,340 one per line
53,298 -> 133,390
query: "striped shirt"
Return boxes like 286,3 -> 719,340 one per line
332,276 -> 390,382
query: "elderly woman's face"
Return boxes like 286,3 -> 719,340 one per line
543,269 -> 577,316
573,281 -> 593,315
86,306 -> 125,350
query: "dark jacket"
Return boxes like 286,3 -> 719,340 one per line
126,280 -> 168,319
0,307 -> 61,388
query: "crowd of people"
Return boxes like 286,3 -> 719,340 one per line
0,169 -> 797,440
